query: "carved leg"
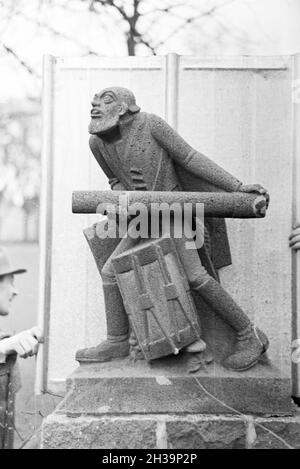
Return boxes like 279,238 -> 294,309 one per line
76,225 -> 139,363
193,278 -> 250,331
75,280 -> 130,363
173,234 -> 269,371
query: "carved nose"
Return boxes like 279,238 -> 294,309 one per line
91,98 -> 100,107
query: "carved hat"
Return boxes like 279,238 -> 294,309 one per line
98,87 -> 140,114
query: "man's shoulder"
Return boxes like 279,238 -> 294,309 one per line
141,112 -> 165,123
139,112 -> 169,134
132,111 -> 152,125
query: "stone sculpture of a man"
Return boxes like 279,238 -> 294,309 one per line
76,86 -> 269,371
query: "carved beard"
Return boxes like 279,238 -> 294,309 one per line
88,113 -> 120,135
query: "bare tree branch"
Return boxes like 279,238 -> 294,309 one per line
212,12 -> 258,46
0,0 -> 249,71
93,0 -> 130,22
0,40 -> 39,77
81,0 -> 241,55
142,3 -> 200,17
52,0 -> 124,45
153,0 -> 238,50
135,34 -> 157,54
0,1 -> 100,56
140,9 -> 185,35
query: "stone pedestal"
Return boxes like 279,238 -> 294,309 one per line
41,355 -> 299,449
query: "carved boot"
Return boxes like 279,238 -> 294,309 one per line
193,278 -> 269,371
76,282 -> 130,363
76,335 -> 130,363
224,325 -> 269,371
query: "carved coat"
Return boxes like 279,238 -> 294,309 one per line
89,112 -> 243,276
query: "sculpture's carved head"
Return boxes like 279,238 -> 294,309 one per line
88,87 -> 140,135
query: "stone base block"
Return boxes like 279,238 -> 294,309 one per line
41,357 -> 298,449
59,357 -> 294,416
252,416 -> 300,449
41,413 -> 300,449
42,414 -> 157,449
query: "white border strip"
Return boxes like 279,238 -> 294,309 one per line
292,53 -> 300,398
35,55 -> 55,394
56,56 -> 165,70
180,55 -> 291,70
165,53 -> 179,130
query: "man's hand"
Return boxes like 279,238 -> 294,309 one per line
289,223 -> 300,251
29,326 -> 44,344
0,327 -> 44,359
239,184 -> 270,207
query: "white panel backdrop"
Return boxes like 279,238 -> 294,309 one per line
36,54 -> 299,394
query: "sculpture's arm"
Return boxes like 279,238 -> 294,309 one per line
89,136 -> 126,191
149,114 -> 242,192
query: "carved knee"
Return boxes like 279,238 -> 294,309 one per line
189,265 -> 211,289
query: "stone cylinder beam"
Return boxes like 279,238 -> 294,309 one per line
72,190 -> 268,218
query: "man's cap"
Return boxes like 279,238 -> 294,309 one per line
97,87 -> 140,114
0,247 -> 27,277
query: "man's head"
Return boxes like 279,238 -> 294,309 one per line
0,275 -> 18,316
88,87 -> 140,135
0,248 -> 26,316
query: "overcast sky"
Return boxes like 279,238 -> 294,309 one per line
0,0 -> 300,102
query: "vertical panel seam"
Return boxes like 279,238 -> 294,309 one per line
35,54 -> 55,393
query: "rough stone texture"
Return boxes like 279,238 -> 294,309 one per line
76,87 -> 271,369
252,414 -> 300,449
42,414 -> 156,449
166,417 -> 246,449
41,361 -> 299,450
53,78 -> 294,444
41,412 -> 300,449
72,190 -> 267,218
59,360 -> 294,417
111,237 -> 202,361
46,57 -> 293,385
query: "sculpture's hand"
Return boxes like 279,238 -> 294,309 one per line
289,223 -> 300,251
239,184 -> 269,207
239,183 -> 267,195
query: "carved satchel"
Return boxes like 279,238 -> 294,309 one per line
112,237 -> 202,361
